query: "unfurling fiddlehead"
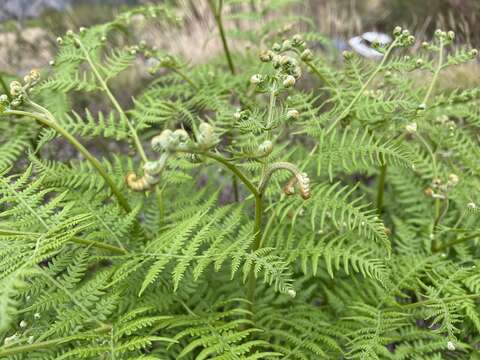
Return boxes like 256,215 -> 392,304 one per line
125,124 -> 218,191
259,162 -> 311,200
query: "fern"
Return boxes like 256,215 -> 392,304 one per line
0,4 -> 479,359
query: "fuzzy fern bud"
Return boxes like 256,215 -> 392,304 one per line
250,74 -> 263,85
298,172 -> 311,199
392,26 -> 402,37
257,140 -> 273,157
4,333 -> 18,345
9,81 -> 22,97
233,109 -> 242,120
287,289 -> 296,298
291,34 -> 304,47
197,122 -> 217,149
56,37 -> 63,45
23,69 -> 40,85
467,202 -> 476,209
259,50 -> 273,62
0,94 -> 8,104
151,129 -> 173,151
447,341 -> 455,351
447,31 -> 455,41
287,109 -> 300,119
281,39 -> 292,51
79,27 -> 87,35
447,173 -> 459,187
470,49 -> 478,58
405,122 -> 417,134
283,75 -> 296,88
300,49 -> 313,61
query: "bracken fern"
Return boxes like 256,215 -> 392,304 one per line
0,2 -> 479,359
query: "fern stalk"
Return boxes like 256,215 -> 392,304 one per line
208,0 -> 235,74
376,162 -> 387,215
0,228 -> 127,254
246,194 -> 263,311
171,68 -> 199,90
0,73 -> 11,101
0,325 -> 111,357
398,293 -> 480,309
76,38 -> 148,163
207,0 -> 239,201
326,37 -> 400,134
432,231 -> 480,252
3,110 -> 131,212
422,39 -> 444,105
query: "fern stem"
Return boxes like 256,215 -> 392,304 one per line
208,0 -> 235,74
432,231 -> 480,253
422,40 -> 444,105
0,325 -> 111,357
183,149 -> 259,197
76,38 -> 148,163
303,60 -> 331,86
207,0 -> 239,201
71,236 -> 128,254
0,72 -> 11,101
246,194 -> 263,312
172,68 -> 199,90
376,162 -> 387,215
0,228 -> 127,254
180,148 -> 263,311
3,110 -> 132,213
265,87 -> 277,139
398,293 -> 480,309
415,132 -> 437,177
325,38 -> 399,134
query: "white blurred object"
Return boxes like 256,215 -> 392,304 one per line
348,32 -> 392,60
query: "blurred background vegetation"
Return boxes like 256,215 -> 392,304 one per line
1,0 -> 479,97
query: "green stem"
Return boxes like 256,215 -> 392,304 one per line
3,110 -> 131,212
265,87 -> 277,139
304,60 -> 331,86
246,194 -> 263,312
432,231 -> 480,253
0,73 -> 11,101
422,40 -> 444,105
171,68 -> 199,90
71,236 -> 128,254
76,38 -> 148,163
376,162 -> 387,215
179,148 -> 263,312
198,150 -> 259,197
209,0 -> 235,74
0,228 -> 127,254
326,38 -> 399,134
232,175 -> 239,202
0,325 -> 111,357
399,293 -> 480,309
416,132 -> 437,177
207,0 -> 239,201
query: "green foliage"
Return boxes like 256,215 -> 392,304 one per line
0,3 -> 479,360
